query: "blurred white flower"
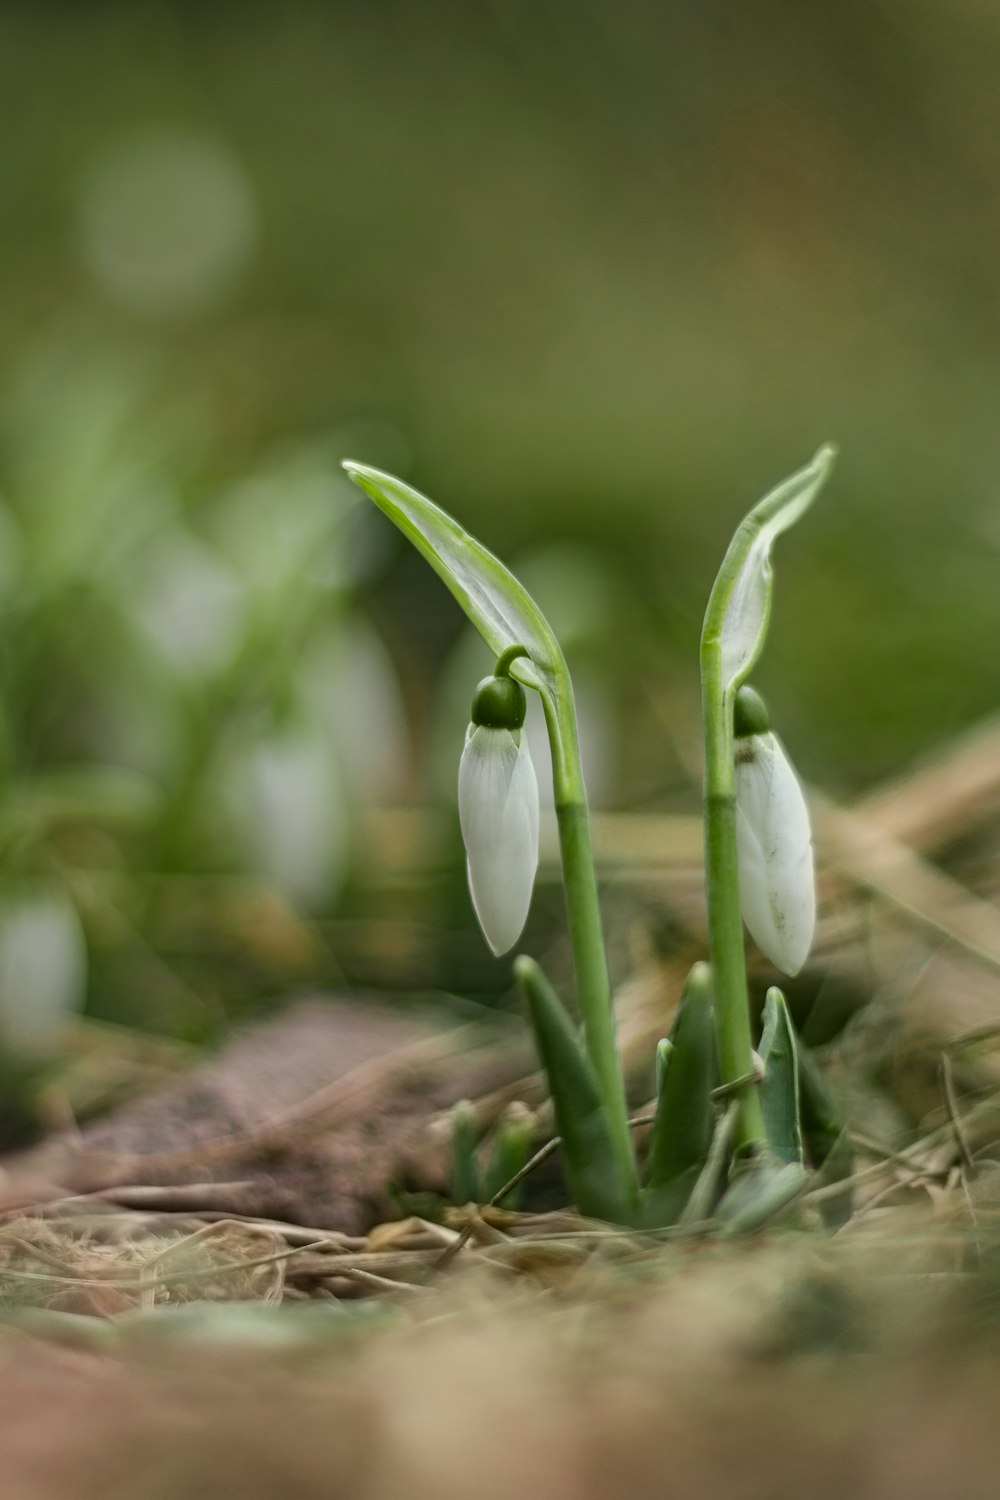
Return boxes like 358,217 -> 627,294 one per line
210,447 -> 354,599
230,719 -> 349,910
458,723 -> 539,956
129,529 -> 246,679
81,131 -> 257,317
0,887 -> 87,1056
301,619 -> 410,804
735,730 -> 815,976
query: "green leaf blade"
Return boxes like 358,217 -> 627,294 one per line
481,1102 -> 535,1207
641,961 -> 717,1226
515,955 -> 634,1224
342,463 -> 564,683
716,1159 -> 809,1234
447,1099 -> 481,1206
758,986 -> 804,1166
702,444 -> 836,695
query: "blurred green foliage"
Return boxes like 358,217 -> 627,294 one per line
0,0 -> 998,1050
0,353 -> 412,1052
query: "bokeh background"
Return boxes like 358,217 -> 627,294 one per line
0,0 -> 998,1090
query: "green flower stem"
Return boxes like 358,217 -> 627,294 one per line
539,682 -> 639,1208
495,644 -> 530,677
700,650 -> 767,1157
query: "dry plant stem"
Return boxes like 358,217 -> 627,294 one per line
804,1099 -> 998,1209
699,653 -> 766,1155
940,1052 -> 977,1178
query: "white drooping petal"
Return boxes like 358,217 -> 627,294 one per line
0,887 -> 87,1056
735,732 -> 815,976
458,726 -> 539,956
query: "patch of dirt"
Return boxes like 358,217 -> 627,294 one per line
0,1218 -> 998,1500
1,998 -> 535,1233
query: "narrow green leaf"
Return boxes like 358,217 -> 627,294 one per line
514,955 -> 633,1224
758,987 -> 804,1166
342,463 -> 564,698
641,961 -> 716,1226
655,1037 -> 672,1095
677,1102 -> 737,1228
795,1037 -> 854,1228
702,445 -> 836,695
716,1158 -> 809,1234
448,1098 -> 481,1206
481,1101 -> 536,1206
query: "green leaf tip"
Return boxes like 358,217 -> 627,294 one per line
448,1098 -> 481,1206
482,1102 -> 536,1207
341,461 -> 565,696
703,444 -> 837,695
640,960 -> 716,1226
758,987 -> 804,1166
512,953 -> 535,986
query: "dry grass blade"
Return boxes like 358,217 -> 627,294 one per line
939,1053 -> 977,1178
0,1213 -> 293,1311
815,797 -> 1000,976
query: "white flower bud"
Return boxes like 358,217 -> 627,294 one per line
458,725 -> 539,956
735,731 -> 815,976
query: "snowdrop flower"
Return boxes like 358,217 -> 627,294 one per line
733,685 -> 815,976
458,670 -> 540,956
